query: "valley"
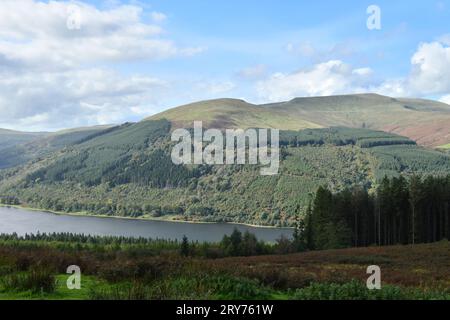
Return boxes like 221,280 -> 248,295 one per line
1,94 -> 450,227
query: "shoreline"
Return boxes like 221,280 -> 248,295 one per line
0,203 -> 294,230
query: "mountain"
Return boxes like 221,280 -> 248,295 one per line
1,119 -> 449,227
149,98 -> 322,131
148,94 -> 450,147
1,94 -> 450,226
0,129 -> 48,152
0,125 -> 113,169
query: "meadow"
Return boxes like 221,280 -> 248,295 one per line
0,233 -> 448,300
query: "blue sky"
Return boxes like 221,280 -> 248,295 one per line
0,0 -> 449,130
109,0 -> 449,77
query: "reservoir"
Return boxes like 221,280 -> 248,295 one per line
0,206 -> 293,242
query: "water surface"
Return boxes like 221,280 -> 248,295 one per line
0,206 -> 292,242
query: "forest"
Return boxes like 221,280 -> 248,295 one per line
302,175 -> 450,250
1,123 -> 450,226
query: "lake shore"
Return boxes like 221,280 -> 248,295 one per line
0,203 -> 293,230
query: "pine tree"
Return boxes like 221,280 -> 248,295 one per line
180,235 -> 189,257
409,175 -> 423,244
305,201 -> 314,250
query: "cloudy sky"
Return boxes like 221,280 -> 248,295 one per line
1,0 -> 450,131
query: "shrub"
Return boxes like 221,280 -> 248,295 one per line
1,268 -> 56,294
291,280 -> 450,300
88,281 -> 149,300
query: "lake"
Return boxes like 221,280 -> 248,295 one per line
0,206 -> 293,242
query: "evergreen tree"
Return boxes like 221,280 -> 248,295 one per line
305,201 -> 314,250
408,175 -> 423,244
180,235 -> 190,257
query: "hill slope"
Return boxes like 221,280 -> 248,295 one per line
149,98 -> 321,130
0,129 -> 47,152
1,119 -> 449,227
148,94 -> 450,147
0,125 -> 113,169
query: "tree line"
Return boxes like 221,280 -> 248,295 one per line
300,175 -> 450,250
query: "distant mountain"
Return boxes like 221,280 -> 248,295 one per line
0,125 -> 113,169
149,94 -> 450,147
0,129 -> 48,152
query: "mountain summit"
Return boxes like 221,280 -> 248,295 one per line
148,94 -> 450,147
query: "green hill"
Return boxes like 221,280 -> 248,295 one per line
149,98 -> 321,130
1,118 -> 449,227
2,94 -> 450,226
148,94 -> 450,147
0,125 -> 113,169
0,129 -> 47,152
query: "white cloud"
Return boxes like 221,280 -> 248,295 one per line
151,11 -> 167,23
0,0 -> 203,70
0,0 -> 205,130
198,81 -> 236,96
352,68 -> 373,76
371,78 -> 409,96
408,41 -> 450,95
286,42 -> 316,57
440,95 -> 450,105
0,68 -> 168,131
237,65 -> 267,79
439,34 -> 450,45
372,41 -> 450,97
258,40 -> 450,102
257,60 -> 370,101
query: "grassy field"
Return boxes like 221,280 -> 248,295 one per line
0,238 -> 448,300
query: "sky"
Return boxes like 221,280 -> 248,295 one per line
0,0 -> 450,131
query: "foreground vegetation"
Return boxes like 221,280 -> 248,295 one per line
0,233 -> 448,300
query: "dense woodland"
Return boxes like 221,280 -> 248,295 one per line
301,175 -> 450,250
1,122 -> 450,226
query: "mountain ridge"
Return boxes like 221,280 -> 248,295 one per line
147,93 -> 450,147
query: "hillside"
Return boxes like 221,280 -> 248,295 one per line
0,125 -> 113,169
1,119 -> 449,227
150,98 -> 321,130
148,94 -> 450,147
0,129 -> 47,152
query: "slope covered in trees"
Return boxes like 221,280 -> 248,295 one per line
0,125 -> 112,169
1,119 -> 450,227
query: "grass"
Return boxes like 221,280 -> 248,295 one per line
0,275 -> 100,300
290,280 -> 450,300
148,98 -> 322,131
0,238 -> 449,300
438,143 -> 450,149
148,94 -> 450,147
